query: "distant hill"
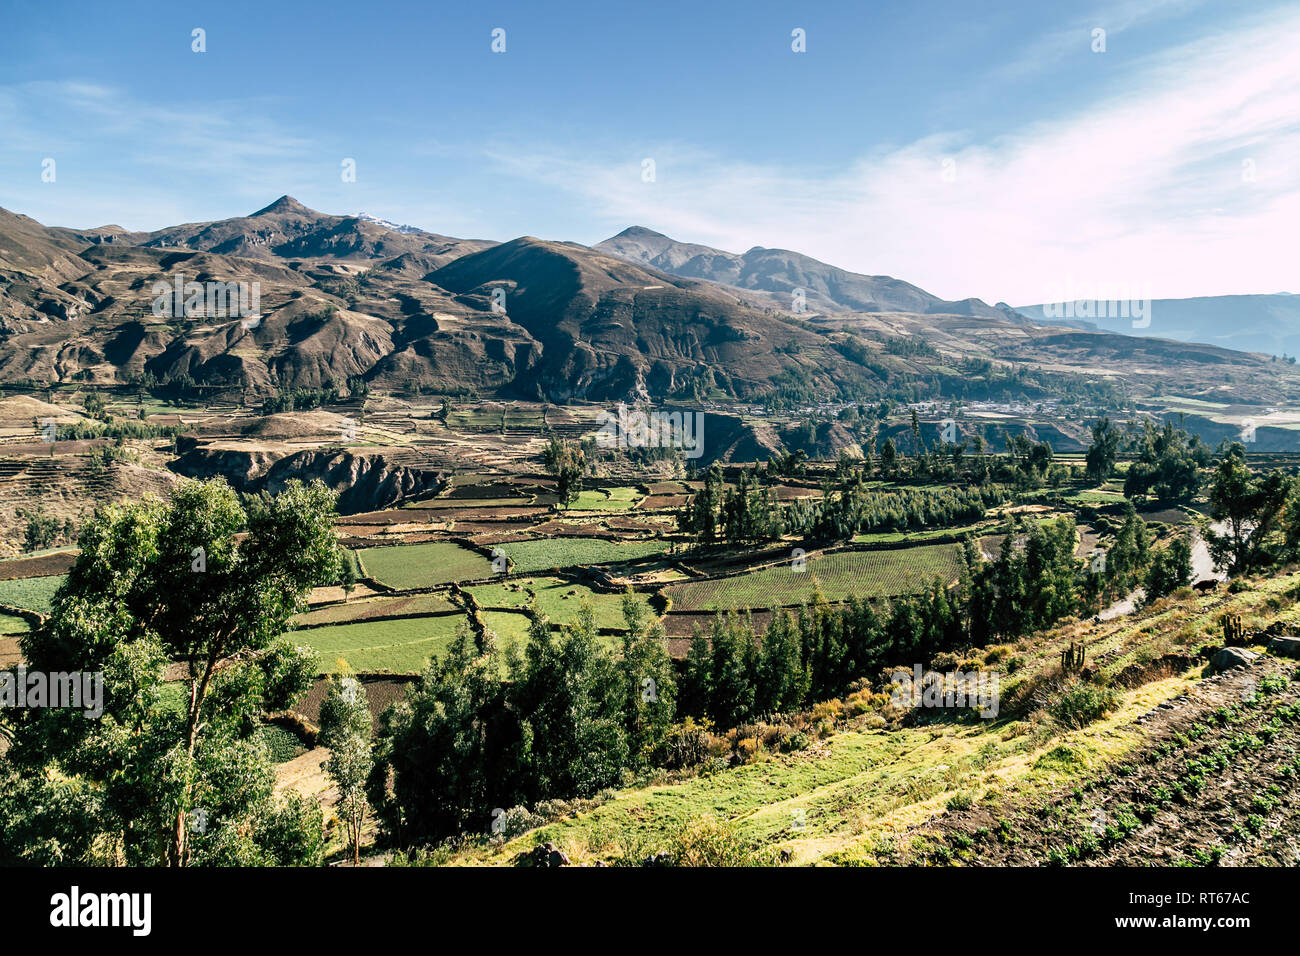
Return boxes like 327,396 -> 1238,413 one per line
1016,293 -> 1300,358
2,197 -> 1300,422
596,225 -> 1023,320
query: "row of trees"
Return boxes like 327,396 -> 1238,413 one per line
677,462 -> 1013,546
368,596 -> 675,844
676,511 -> 1183,729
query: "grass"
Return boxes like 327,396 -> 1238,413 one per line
357,542 -> 493,589
0,611 -> 30,635
496,537 -> 669,573
665,544 -> 965,612
571,487 -> 644,511
444,663 -> 1198,867
0,574 -> 65,614
851,523 -> 987,544
291,614 -> 472,674
469,577 -> 650,631
1066,491 -> 1127,505
481,610 -> 534,656
295,592 -> 456,626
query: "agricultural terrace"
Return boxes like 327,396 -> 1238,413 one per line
294,592 -> 457,627
294,614 -> 471,675
0,574 -> 65,614
494,537 -> 670,574
664,543 -> 965,611
357,541 -> 494,589
467,577 -> 652,631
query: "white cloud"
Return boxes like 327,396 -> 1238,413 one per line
486,6 -> 1300,304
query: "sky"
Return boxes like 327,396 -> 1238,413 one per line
1,0 -> 1297,304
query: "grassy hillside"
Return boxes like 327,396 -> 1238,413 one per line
439,570 -> 1300,866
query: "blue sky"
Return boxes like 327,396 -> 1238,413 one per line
2,0 -> 1297,303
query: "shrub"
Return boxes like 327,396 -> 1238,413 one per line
946,792 -> 974,812
780,730 -> 810,752
1049,679 -> 1119,729
668,817 -> 757,867
491,805 -> 543,841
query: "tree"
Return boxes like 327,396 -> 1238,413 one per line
3,478 -> 337,866
510,602 -> 629,798
319,674 -> 373,865
1085,416 -> 1120,482
617,592 -> 676,768
1145,535 -> 1193,599
543,437 -> 587,509
18,505 -> 61,553
1123,422 -> 1208,502
371,626 -> 526,843
879,437 -> 898,476
1205,445 -> 1291,574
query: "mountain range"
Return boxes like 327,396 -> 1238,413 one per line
1016,294 -> 1300,359
1,197 -> 1297,412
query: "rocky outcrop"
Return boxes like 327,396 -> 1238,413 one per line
1206,647 -> 1258,675
1267,636 -> 1300,659
170,446 -> 442,514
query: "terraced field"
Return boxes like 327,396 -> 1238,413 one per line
0,574 -> 65,614
664,543 -> 965,611
571,487 -> 644,511
357,541 -> 494,589
495,537 -> 670,573
293,613 -> 471,674
295,592 -> 457,627
468,577 -> 651,631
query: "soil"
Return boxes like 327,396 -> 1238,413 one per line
906,657 -> 1300,866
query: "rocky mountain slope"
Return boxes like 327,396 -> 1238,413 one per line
596,225 -> 1022,319
1,198 -> 1297,412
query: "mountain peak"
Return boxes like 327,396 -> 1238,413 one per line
612,225 -> 669,240
251,195 -> 312,217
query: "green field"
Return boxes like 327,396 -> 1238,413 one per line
469,577 -> 650,631
0,575 -> 65,614
571,487 -> 644,511
481,610 -> 534,653
402,496 -> 534,509
0,611 -> 30,635
851,523 -> 986,545
291,613 -> 472,674
357,541 -> 494,589
1065,490 -> 1127,505
665,544 -> 965,611
296,592 -> 456,627
257,724 -> 309,763
496,537 -> 669,573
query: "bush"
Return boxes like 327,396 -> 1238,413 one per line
491,805 -> 543,841
1049,679 -> 1119,729
946,792 -> 974,812
667,817 -> 756,867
